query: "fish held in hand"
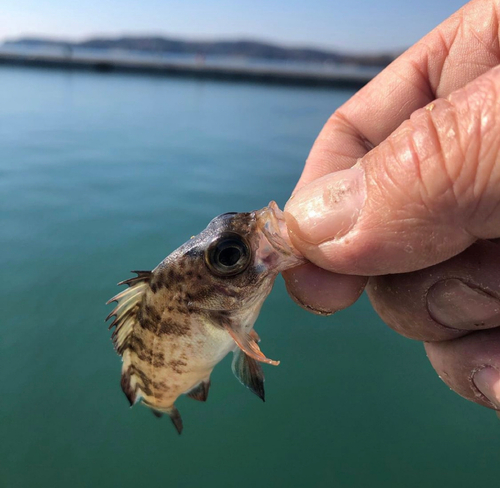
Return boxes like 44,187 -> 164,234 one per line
106,201 -> 304,433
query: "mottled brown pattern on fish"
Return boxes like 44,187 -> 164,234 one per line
153,380 -> 169,390
136,306 -> 155,332
108,202 -> 306,430
144,304 -> 161,322
123,363 -> 154,398
127,335 -> 166,367
126,342 -> 185,402
128,271 -> 232,405
158,317 -> 190,336
169,359 -> 188,374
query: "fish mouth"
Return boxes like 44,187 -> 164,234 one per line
254,201 -> 306,272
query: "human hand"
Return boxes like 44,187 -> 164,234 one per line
283,0 -> 500,412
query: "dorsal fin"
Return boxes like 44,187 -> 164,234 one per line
186,380 -> 211,402
106,271 -> 152,405
106,270 -> 151,354
232,348 -> 265,402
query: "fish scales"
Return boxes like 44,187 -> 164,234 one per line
106,202 -> 305,433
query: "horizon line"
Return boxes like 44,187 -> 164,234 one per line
1,32 -> 406,56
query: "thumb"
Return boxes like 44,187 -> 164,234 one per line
285,66 -> 500,276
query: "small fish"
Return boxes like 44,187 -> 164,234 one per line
106,201 -> 304,433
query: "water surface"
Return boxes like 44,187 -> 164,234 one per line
0,66 -> 498,488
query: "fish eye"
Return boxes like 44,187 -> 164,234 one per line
205,233 -> 251,277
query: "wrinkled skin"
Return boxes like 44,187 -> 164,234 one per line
283,0 -> 500,413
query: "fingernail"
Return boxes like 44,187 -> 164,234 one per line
427,279 -> 500,330
283,267 -> 337,316
288,290 -> 336,316
284,166 -> 366,245
473,367 -> 500,409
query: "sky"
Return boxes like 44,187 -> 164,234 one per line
1,0 -> 469,52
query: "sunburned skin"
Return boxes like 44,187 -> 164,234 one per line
106,202 -> 305,433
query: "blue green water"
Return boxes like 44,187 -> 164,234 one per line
1,66 -> 499,487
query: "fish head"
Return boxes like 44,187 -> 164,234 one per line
156,201 -> 305,313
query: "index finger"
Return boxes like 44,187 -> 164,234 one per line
296,0 -> 500,190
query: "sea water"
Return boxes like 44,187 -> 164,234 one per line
0,66 -> 498,488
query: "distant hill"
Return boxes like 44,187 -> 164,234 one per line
5,36 -> 399,67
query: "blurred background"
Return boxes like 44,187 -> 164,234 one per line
2,1 -> 499,487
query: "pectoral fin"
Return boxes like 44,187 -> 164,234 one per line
224,325 -> 280,366
249,329 -> 260,343
232,349 -> 265,402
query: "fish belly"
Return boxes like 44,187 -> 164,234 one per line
124,316 -> 235,411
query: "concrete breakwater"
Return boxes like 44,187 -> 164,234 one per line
0,50 -> 376,88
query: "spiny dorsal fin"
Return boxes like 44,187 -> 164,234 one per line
107,270 -> 152,406
118,270 -> 152,287
232,349 -> 265,402
106,270 -> 151,355
224,325 -> 280,366
186,380 -> 211,402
